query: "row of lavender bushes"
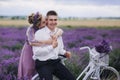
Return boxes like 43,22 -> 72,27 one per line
0,26 -> 120,79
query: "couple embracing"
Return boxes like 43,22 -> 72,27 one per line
18,10 -> 75,80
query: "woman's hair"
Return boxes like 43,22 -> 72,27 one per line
28,12 -> 42,32
28,12 -> 42,27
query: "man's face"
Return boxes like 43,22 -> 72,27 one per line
46,15 -> 58,30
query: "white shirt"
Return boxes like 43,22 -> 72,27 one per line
32,26 -> 66,61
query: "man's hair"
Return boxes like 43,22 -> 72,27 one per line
46,10 -> 58,16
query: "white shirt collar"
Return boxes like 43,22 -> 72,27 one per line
45,26 -> 58,35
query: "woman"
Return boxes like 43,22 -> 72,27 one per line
17,12 -> 63,80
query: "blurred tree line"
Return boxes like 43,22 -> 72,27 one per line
0,16 -> 120,20
0,16 -> 26,20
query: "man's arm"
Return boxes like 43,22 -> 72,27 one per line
58,36 -> 71,58
58,36 -> 66,55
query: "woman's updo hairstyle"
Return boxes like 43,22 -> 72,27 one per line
28,12 -> 42,27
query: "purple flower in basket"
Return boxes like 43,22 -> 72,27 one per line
95,40 -> 112,54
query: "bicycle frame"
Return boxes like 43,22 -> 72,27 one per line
76,46 -> 119,80
76,46 -> 100,80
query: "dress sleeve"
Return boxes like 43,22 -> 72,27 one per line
26,27 -> 36,43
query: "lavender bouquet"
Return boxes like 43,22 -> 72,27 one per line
95,40 -> 112,54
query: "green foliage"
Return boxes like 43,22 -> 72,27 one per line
83,35 -> 95,40
65,61 -> 82,78
101,33 -> 108,38
2,44 -> 22,51
65,49 -> 120,79
109,49 -> 120,72
67,42 -> 76,48
3,55 -> 13,60
11,44 -> 22,51
2,45 -> 10,50
65,52 -> 89,78
66,25 -> 73,28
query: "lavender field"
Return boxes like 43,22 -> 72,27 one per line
0,26 -> 120,79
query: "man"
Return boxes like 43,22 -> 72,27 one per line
32,10 -> 75,80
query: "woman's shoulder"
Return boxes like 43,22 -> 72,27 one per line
27,26 -> 34,31
26,26 -> 34,34
27,26 -> 33,30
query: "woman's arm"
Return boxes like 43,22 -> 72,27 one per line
29,41 -> 44,46
36,28 -> 63,45
38,28 -> 63,45
27,27 -> 63,46
37,38 -> 53,45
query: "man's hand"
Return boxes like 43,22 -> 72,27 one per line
64,51 -> 71,59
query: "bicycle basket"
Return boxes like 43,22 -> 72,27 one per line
91,48 -> 109,65
99,53 -> 109,65
94,40 -> 111,65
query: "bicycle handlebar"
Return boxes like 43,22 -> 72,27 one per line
80,46 -> 109,66
80,46 -> 91,50
80,46 -> 100,62
80,46 -> 92,54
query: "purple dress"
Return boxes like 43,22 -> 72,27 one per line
18,26 -> 36,80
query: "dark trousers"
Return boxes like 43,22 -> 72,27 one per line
35,59 -> 75,80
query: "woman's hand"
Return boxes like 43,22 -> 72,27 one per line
52,28 -> 63,38
56,29 -> 63,37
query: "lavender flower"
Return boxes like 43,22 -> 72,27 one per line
95,40 -> 112,54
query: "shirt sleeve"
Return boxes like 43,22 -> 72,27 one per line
33,45 -> 54,56
58,36 -> 66,55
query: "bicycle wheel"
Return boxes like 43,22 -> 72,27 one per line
100,66 -> 120,80
85,66 -> 120,80
32,74 -> 39,80
33,77 -> 39,80
32,75 -> 59,80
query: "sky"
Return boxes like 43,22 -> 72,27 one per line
0,0 -> 120,18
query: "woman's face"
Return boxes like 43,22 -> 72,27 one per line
39,16 -> 46,28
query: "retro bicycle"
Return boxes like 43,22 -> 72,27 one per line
32,40 -> 120,80
76,46 -> 119,80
